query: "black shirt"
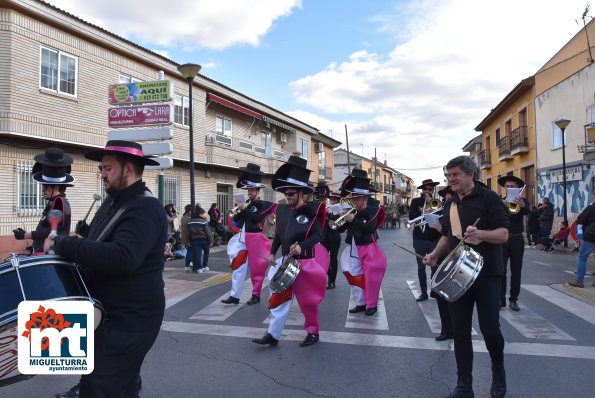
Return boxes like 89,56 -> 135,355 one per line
233,199 -> 276,233
441,183 -> 509,276
409,196 -> 441,241
338,206 -> 384,245
507,198 -> 529,235
271,202 -> 324,259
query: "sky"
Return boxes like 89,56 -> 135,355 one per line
47,0 -> 592,186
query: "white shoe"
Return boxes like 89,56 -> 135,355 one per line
184,266 -> 190,272
198,268 -> 204,273
204,266 -> 210,271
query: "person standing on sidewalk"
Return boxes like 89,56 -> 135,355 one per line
180,204 -> 193,272
409,178 -> 442,302
568,198 -> 595,288
188,206 -> 214,273
539,197 -> 554,240
498,175 -> 529,312
526,205 -> 540,247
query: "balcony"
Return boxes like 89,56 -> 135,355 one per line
510,126 -> 530,155
479,149 -> 492,169
317,164 -> 334,182
579,124 -> 595,160
497,137 -> 512,160
204,132 -> 289,173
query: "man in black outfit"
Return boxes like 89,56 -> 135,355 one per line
322,191 -> 342,289
498,175 -> 529,311
409,178 -> 442,301
46,140 -> 166,398
424,156 -> 509,398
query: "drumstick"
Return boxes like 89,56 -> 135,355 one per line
393,243 -> 424,259
83,194 -> 102,223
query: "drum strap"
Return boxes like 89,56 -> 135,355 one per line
449,204 -> 482,245
96,206 -> 127,242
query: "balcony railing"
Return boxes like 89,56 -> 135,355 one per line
205,132 -> 288,161
479,149 -> 491,167
497,137 -> 511,159
510,126 -> 529,154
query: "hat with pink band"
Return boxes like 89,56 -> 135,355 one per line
84,140 -> 159,166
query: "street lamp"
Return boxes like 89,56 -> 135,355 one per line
177,63 -> 202,217
554,117 -> 571,226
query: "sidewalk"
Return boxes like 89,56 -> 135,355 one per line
556,282 -> 595,306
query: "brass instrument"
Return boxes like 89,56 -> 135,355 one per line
505,186 -> 525,214
328,198 -> 357,230
228,200 -> 251,216
406,207 -> 443,231
426,193 -> 441,210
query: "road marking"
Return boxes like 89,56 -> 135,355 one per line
165,272 -> 230,309
533,261 -> 551,266
524,285 -> 595,327
499,303 -> 574,340
406,280 -> 477,335
263,299 -> 304,326
190,279 -> 255,321
345,289 -> 389,330
160,321 -> 595,360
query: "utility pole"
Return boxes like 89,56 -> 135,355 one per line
345,124 -> 351,175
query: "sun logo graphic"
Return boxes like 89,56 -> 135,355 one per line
18,301 -> 94,375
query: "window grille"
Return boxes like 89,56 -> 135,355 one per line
16,161 -> 43,216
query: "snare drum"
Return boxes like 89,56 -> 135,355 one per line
431,245 -> 483,303
269,257 -> 301,294
0,254 -> 105,387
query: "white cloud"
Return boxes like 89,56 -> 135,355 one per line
47,0 -> 302,50
288,0 -> 590,185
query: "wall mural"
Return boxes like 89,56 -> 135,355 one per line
536,165 -> 593,220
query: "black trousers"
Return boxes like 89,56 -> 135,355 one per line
450,275 -> 505,378
323,239 -> 341,284
502,234 -> 524,302
430,266 -> 452,335
413,239 -> 437,294
79,324 -> 160,398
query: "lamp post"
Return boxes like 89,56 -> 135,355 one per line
554,117 -> 571,225
177,63 -> 202,217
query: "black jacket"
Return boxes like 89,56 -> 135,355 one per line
233,199 -> 276,233
338,206 -> 384,245
55,180 -> 167,332
31,195 -> 71,253
271,202 -> 324,259
577,203 -> 595,242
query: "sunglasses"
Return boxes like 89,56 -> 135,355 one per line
422,187 -> 434,191
284,191 -> 298,197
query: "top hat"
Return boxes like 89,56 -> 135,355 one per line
31,147 -> 75,186
236,163 -> 266,189
417,179 -> 440,189
340,168 -> 375,197
272,155 -> 313,193
314,182 -> 330,198
438,185 -> 453,198
497,175 -> 525,188
85,140 -> 159,166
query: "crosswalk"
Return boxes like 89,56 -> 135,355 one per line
166,277 -> 595,358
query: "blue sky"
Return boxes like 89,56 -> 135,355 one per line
48,0 -> 591,185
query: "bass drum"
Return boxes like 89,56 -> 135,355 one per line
0,255 -> 105,387
431,245 -> 483,303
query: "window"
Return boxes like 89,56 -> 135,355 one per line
118,74 -> 141,84
163,175 -> 181,211
16,162 -> 44,215
174,94 -> 189,126
318,150 -> 326,178
216,116 -> 232,137
495,128 -> 501,143
40,47 -> 78,96
300,139 -> 309,160
552,122 -> 565,149
589,104 -> 595,125
486,177 -> 492,190
261,132 -> 272,157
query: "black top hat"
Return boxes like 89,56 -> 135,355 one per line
314,182 -> 330,198
417,179 -> 440,189
438,185 -> 453,198
497,175 -> 525,188
31,147 -> 75,186
341,168 -> 375,197
272,155 -> 313,193
236,163 -> 266,189
85,140 -> 159,166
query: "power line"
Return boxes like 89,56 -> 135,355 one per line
393,165 -> 444,171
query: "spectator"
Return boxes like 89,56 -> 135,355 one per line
164,204 -> 179,240
568,198 -> 595,288
180,204 -> 193,272
526,205 -> 540,247
164,237 -> 176,261
539,197 -> 554,239
188,206 -> 214,273
208,202 -> 221,246
541,221 -> 569,251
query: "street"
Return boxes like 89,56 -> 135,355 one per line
3,226 -> 595,398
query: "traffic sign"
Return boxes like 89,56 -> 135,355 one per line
145,157 -> 174,170
108,128 -> 173,141
142,143 -> 173,156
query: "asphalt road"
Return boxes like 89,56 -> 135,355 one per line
3,226 -> 595,398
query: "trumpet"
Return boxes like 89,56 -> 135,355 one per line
329,198 -> 356,230
406,207 -> 443,231
505,186 -> 525,214
228,200 -> 251,216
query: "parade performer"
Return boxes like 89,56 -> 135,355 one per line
252,156 -> 328,347
12,147 -> 73,254
322,191 -> 342,289
337,169 -> 387,316
221,163 -> 277,305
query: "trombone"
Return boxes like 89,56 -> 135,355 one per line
328,198 -> 357,230
228,199 -> 251,216
504,186 -> 525,214
425,193 -> 441,210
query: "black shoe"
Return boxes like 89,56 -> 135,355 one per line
326,282 -> 335,289
252,333 -> 278,346
221,296 -> 240,304
444,375 -> 474,398
435,333 -> 454,342
416,293 -> 429,302
500,301 -> 506,308
490,363 -> 506,398
300,333 -> 319,347
349,305 -> 366,313
55,383 -> 80,398
365,307 -> 377,316
509,300 -> 519,311
430,290 -> 438,299
247,295 -> 260,305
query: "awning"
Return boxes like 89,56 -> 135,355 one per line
207,93 -> 262,120
262,115 -> 296,134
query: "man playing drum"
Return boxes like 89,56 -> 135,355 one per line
336,169 -> 387,316
252,156 -> 328,347
221,163 -> 277,305
423,156 -> 509,398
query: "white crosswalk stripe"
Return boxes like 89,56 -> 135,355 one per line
190,279 -> 255,321
262,300 -> 304,326
499,302 -> 575,340
345,288 -> 389,330
524,284 -> 595,327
